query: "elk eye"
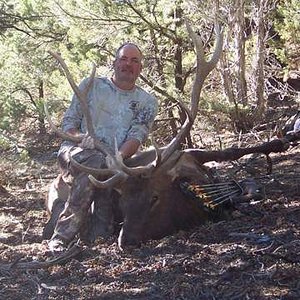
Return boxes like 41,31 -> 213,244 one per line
151,195 -> 159,206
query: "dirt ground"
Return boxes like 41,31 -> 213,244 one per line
0,131 -> 299,300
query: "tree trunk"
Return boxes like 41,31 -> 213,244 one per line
38,81 -> 46,134
234,0 -> 247,106
252,0 -> 269,120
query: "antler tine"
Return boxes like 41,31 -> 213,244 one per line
151,136 -> 162,167
160,105 -> 193,165
69,155 -> 117,177
113,152 -> 158,177
177,97 -> 193,120
123,136 -> 162,176
79,63 -> 97,137
44,99 -> 114,158
83,64 -> 96,99
88,172 -> 127,189
209,22 -> 223,67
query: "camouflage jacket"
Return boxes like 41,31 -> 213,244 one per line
59,77 -> 158,153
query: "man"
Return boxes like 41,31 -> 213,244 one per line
46,43 -> 158,253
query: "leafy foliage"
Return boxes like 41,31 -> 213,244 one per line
272,0 -> 300,74
0,0 -> 299,137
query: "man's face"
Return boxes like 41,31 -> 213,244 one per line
113,45 -> 142,85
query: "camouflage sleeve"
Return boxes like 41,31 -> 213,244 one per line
61,78 -> 88,132
126,94 -> 158,143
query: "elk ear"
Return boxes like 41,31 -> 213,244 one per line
167,152 -> 201,182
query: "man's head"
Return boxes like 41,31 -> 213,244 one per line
112,43 -> 143,90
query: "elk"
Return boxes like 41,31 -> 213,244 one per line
46,20 -> 295,250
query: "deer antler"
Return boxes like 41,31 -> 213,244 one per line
44,102 -> 82,144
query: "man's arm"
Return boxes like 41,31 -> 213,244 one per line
125,94 -> 158,152
65,128 -> 140,154
61,78 -> 89,134
62,78 -> 94,149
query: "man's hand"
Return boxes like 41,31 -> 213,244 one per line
78,134 -> 95,149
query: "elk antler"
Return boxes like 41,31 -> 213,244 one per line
88,19 -> 224,186
46,17 -> 223,189
158,19 -> 224,167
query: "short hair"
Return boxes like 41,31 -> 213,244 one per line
115,42 -> 143,59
